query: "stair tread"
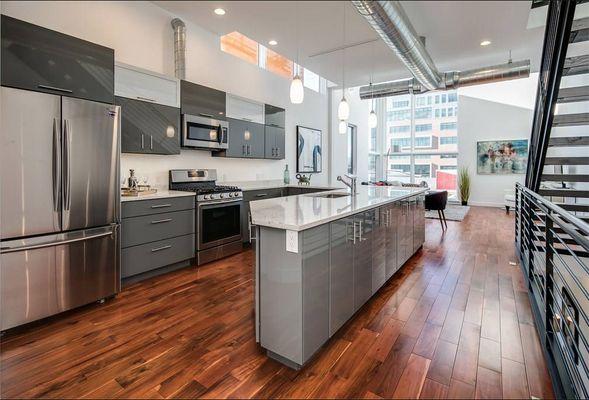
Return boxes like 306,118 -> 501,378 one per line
562,54 -> 589,76
541,174 -> 589,182
570,17 -> 589,44
548,136 -> 589,146
544,156 -> 589,165
539,189 -> 589,197
557,86 -> 589,103
552,112 -> 589,126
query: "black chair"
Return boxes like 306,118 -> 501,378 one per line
425,190 -> 448,230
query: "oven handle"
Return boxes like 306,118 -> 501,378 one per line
197,198 -> 243,207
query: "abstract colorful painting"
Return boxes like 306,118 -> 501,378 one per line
477,139 -> 528,174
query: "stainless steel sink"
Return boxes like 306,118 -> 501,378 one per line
309,192 -> 351,198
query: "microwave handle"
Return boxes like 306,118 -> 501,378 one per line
219,126 -> 227,144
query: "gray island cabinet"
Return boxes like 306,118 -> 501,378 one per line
251,186 -> 427,368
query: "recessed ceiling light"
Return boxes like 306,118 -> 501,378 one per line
480,40 -> 491,46
268,40 -> 278,46
214,8 -> 226,16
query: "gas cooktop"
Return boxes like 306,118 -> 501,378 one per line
169,169 -> 243,202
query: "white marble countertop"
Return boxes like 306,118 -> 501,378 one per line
121,190 -> 195,202
250,186 -> 428,231
219,179 -> 336,191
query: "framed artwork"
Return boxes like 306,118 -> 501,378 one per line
296,125 -> 322,173
477,139 -> 528,174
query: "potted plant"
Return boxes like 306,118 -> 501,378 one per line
458,166 -> 471,206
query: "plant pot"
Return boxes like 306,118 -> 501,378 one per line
461,201 -> 468,206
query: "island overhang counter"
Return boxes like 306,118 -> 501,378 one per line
250,186 -> 428,369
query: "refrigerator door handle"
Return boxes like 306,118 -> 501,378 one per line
52,118 -> 61,213
63,120 -> 71,210
0,226 -> 115,254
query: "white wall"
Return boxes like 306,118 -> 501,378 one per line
329,87 -> 371,187
1,1 -> 330,188
457,96 -> 533,207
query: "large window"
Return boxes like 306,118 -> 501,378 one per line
369,90 -> 459,198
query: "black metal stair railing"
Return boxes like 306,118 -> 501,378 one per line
516,183 -> 589,399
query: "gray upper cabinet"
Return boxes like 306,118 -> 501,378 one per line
180,80 -> 226,119
353,210 -> 373,311
116,96 -> 180,155
221,117 -> 265,158
264,125 -> 285,159
227,94 -> 264,124
265,104 -> 285,128
1,15 -> 114,104
329,216 -> 355,336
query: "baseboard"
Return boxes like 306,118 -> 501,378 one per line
464,201 -> 505,208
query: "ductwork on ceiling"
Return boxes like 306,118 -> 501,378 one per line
171,18 -> 186,80
352,0 -> 531,99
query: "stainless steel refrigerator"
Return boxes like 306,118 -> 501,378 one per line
0,86 -> 120,330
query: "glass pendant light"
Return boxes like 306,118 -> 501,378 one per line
290,2 -> 304,104
367,41 -> 377,129
290,74 -> 304,104
338,120 -> 347,134
338,2 -> 349,121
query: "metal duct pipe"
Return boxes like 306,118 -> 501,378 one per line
358,60 -> 531,100
171,18 -> 186,80
352,0 -> 442,90
360,60 -> 530,100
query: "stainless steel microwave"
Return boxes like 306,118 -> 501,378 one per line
182,114 -> 228,150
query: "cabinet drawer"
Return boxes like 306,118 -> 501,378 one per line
122,234 -> 194,278
122,196 -> 194,218
122,209 -> 194,248
243,188 -> 283,201
115,63 -> 180,108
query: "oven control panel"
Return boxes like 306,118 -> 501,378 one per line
197,192 -> 243,202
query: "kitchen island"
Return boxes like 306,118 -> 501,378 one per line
250,185 -> 428,369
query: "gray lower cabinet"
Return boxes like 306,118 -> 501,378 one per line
121,197 -> 195,280
257,194 -> 426,369
413,195 -> 426,251
372,208 -> 387,294
353,210 -> 373,311
329,216 -> 355,336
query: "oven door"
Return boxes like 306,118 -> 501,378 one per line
182,114 -> 228,150
197,199 -> 242,251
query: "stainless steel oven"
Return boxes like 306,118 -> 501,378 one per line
196,198 -> 243,264
182,114 -> 228,150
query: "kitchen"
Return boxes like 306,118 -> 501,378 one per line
0,1 -> 557,399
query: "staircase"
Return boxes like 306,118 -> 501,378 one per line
519,1 -> 589,399
537,13 -> 589,221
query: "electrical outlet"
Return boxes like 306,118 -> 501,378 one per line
286,230 -> 298,253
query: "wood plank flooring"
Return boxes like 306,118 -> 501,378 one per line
0,207 -> 554,399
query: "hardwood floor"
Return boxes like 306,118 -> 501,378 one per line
0,207 -> 554,399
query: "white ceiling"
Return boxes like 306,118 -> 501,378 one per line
154,1 -> 546,88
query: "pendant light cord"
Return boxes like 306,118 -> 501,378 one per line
342,1 -> 346,94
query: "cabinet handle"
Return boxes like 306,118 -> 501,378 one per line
136,96 -> 156,102
150,218 -> 172,224
352,221 -> 357,244
141,133 -> 145,149
151,245 -> 172,252
151,203 -> 172,209
242,117 -> 252,122
38,84 -> 73,93
242,145 -> 246,155
276,148 -> 279,157
199,113 -> 214,118
150,135 -> 154,150
255,193 -> 268,197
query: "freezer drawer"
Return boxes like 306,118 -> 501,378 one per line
121,234 -> 195,278
121,209 -> 194,248
0,225 -> 119,330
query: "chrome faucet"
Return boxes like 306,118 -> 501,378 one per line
337,174 -> 357,194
